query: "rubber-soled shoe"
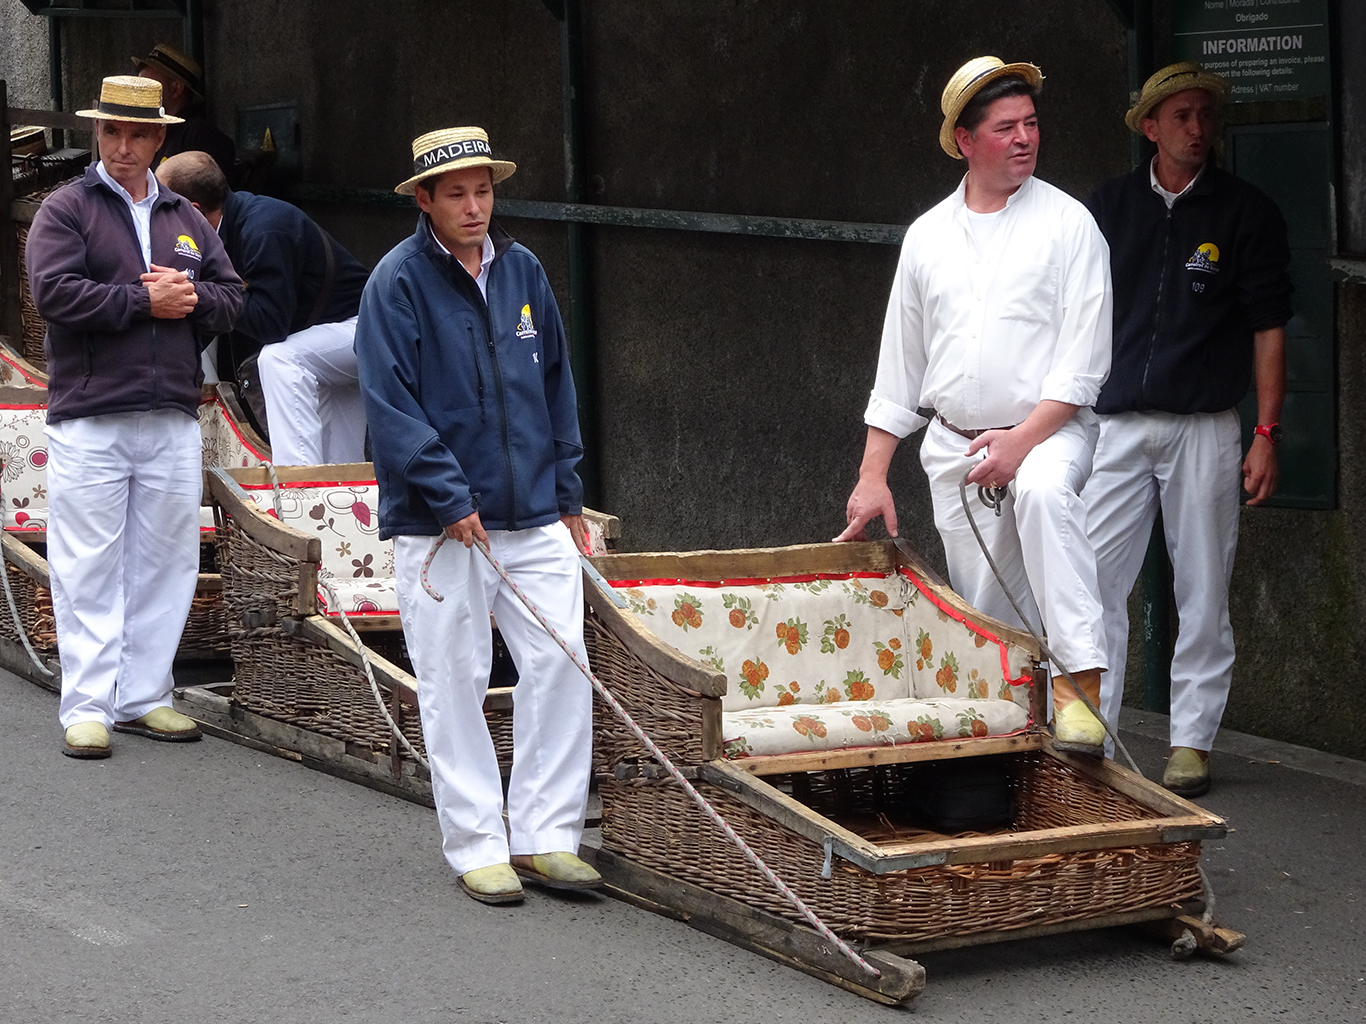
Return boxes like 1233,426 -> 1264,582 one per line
1163,747 -> 1211,798
510,852 -> 604,891
458,863 -> 524,905
113,706 -> 201,742
1052,699 -> 1105,757
63,721 -> 112,759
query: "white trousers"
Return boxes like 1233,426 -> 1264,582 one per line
258,316 -> 366,466
46,410 -> 203,729
394,523 -> 592,876
1084,410 -> 1242,752
919,412 -> 1107,677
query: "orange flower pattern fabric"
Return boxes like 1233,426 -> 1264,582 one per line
616,573 -> 1032,716
721,697 -> 1028,757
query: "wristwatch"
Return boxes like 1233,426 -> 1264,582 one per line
1254,423 -> 1283,444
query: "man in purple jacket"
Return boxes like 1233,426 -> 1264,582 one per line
26,75 -> 243,759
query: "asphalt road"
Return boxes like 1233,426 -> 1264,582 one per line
2,664 -> 1363,1023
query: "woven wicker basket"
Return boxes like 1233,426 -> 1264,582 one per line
8,176 -> 83,372
0,562 -> 57,652
599,753 -> 1204,944
223,516 -> 431,764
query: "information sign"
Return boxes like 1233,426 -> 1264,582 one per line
1171,0 -> 1329,101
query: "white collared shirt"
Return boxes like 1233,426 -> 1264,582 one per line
865,174 -> 1113,435
1149,155 -> 1206,209
95,161 -> 159,271
431,226 -> 495,301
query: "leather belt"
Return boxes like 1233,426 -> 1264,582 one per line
934,414 -> 1014,441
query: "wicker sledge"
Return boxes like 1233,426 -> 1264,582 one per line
196,465 -> 621,802
573,540 -> 1239,1003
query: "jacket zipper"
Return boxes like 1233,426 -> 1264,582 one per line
465,324 -> 486,421
1138,206 -> 1173,406
149,320 -> 160,406
481,299 -> 519,531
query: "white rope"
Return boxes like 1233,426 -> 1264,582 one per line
318,577 -> 430,770
0,467 -> 53,677
419,532 -> 881,980
262,460 -> 284,519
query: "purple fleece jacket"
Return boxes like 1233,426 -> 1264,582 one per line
26,164 -> 244,424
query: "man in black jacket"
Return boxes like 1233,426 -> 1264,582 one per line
133,42 -> 236,183
27,75 -> 243,758
158,151 -> 370,464
1082,63 -> 1291,796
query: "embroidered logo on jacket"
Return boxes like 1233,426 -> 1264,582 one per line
1185,242 -> 1220,274
516,304 -> 538,339
174,234 -> 202,261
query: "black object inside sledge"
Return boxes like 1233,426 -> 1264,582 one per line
903,757 -> 1014,833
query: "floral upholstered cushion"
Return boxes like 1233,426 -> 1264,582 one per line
198,396 -> 268,472
721,697 -> 1030,759
316,575 -> 400,615
614,574 -> 916,713
899,570 -> 1035,715
236,477 -> 394,617
0,404 -> 49,533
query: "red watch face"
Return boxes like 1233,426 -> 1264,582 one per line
1258,424 -> 1283,444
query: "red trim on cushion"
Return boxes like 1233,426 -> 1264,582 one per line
898,567 -> 1032,686
608,571 -> 889,589
315,591 -> 394,616
239,478 -> 376,490
203,398 -> 270,461
0,403 -> 46,410
0,350 -> 45,387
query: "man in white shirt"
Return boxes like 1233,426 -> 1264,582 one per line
836,57 -> 1114,755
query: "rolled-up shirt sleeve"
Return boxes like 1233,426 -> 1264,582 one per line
864,233 -> 930,438
1040,213 -> 1113,407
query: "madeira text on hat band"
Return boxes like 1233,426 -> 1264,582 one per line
416,138 -> 492,175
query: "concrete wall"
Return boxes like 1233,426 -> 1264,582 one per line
27,0 -> 1130,566
0,0 -> 50,110
23,2 -> 1366,761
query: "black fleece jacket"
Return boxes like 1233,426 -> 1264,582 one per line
1084,162 -> 1292,416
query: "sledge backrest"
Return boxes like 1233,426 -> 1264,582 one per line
609,565 -> 1034,714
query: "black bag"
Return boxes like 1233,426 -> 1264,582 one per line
902,758 -> 1014,833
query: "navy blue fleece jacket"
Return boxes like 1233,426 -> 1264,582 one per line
354,217 -> 584,539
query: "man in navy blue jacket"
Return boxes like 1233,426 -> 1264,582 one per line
157,150 -> 370,465
355,127 -> 598,904
1082,64 -> 1291,797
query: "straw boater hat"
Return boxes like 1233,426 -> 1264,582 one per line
132,42 -> 206,99
939,56 -> 1044,159
394,127 -> 517,196
1125,62 -> 1230,132
77,76 -> 183,124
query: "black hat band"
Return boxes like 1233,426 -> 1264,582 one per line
97,99 -> 166,119
149,49 -> 201,88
